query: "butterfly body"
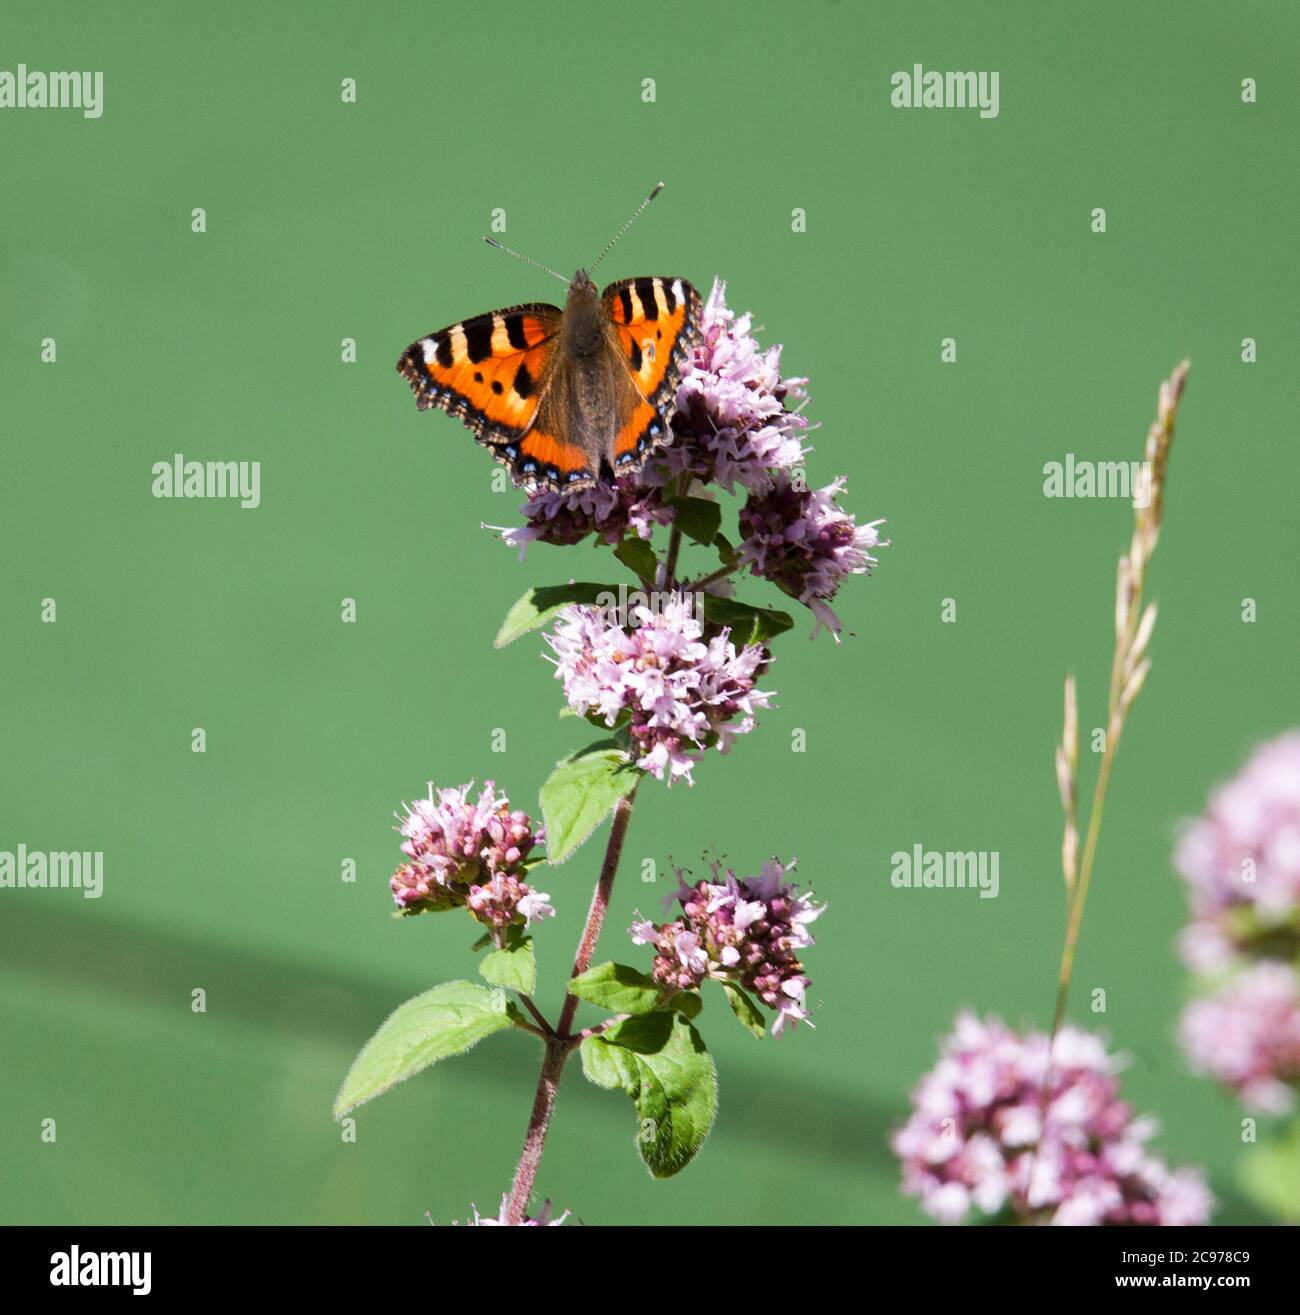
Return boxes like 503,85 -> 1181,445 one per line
398,270 -> 701,493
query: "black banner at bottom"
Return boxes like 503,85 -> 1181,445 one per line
3,1224 -> 1283,1298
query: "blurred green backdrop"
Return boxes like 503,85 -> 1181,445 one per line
2,0 -> 1297,1224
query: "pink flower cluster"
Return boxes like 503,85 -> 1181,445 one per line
1180,963 -> 1300,1114
390,781 -> 552,937
738,474 -> 886,640
892,1012 -> 1212,1226
1175,730 -> 1300,972
499,477 -> 672,559
545,594 -> 773,785
630,859 -> 823,1035
1174,731 -> 1300,1113
663,278 -> 809,494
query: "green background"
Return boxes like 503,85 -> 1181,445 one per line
2,0 -> 1296,1225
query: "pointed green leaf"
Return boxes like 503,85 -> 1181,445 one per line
333,981 -> 513,1118
540,741 -> 639,864
667,495 -> 722,546
601,1011 -> 717,1178
722,983 -> 766,1039
479,938 -> 537,994
702,595 -> 794,646
568,961 -> 663,1014
604,1008 -> 675,1053
495,582 -> 617,648
614,537 -> 659,584
580,1034 -> 638,1091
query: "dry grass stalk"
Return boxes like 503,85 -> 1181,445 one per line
1049,361 -> 1190,1040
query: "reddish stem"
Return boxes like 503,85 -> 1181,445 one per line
502,787 -> 638,1224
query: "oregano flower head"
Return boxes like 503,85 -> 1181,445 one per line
1173,731 -> 1300,1116
390,781 -> 548,927
738,474 -> 886,640
892,1012 -> 1212,1226
1179,962 -> 1300,1114
661,278 -> 810,494
500,477 -> 672,558
546,594 -> 773,786
1175,729 -> 1300,973
630,858 -> 824,1035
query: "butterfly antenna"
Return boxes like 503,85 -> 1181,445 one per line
482,237 -> 570,287
588,182 -> 664,273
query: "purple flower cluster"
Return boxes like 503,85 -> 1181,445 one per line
738,474 -> 886,640
630,858 -> 823,1035
892,1013 -> 1212,1226
545,593 -> 773,785
1180,963 -> 1300,1114
499,477 -> 672,559
390,780 -> 552,937
663,279 -> 809,494
1174,731 -> 1300,1113
1175,730 -> 1300,972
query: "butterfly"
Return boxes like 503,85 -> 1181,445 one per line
396,187 -> 701,493
397,270 -> 700,493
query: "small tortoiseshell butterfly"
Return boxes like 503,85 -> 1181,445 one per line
397,185 -> 701,493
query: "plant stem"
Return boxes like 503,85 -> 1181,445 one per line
557,787 -> 638,1038
661,525 -> 684,590
1049,724 -> 1120,1038
658,472 -> 692,589
502,786 -> 639,1224
502,1039 -> 568,1224
517,993 -> 555,1037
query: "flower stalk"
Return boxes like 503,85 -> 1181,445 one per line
503,787 -> 638,1224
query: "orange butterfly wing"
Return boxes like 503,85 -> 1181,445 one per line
396,303 -> 567,469
510,424 -> 595,487
601,277 -> 702,467
398,303 -> 600,490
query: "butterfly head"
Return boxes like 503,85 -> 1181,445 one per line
562,269 -> 606,355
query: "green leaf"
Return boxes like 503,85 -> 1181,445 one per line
722,983 -> 766,1039
604,1008 -> 675,1053
614,537 -> 659,584
713,532 -> 740,567
593,1011 -> 718,1178
568,961 -> 663,1014
540,741 -> 639,864
1238,1124 -> 1300,1222
333,981 -> 513,1118
669,990 -> 703,1020
667,495 -> 722,546
702,594 -> 794,646
580,1033 -> 638,1090
494,582 -> 617,648
479,938 -> 537,994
